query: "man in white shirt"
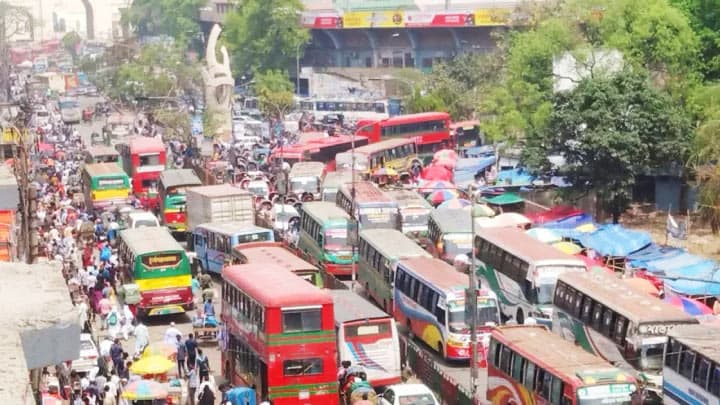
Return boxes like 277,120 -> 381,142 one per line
163,321 -> 182,345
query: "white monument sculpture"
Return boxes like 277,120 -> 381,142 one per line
201,24 -> 234,142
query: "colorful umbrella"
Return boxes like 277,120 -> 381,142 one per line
122,380 -> 168,400
437,198 -> 472,210
552,241 -> 583,255
420,165 -> 453,182
434,149 -> 458,161
143,342 -> 177,359
433,157 -> 457,170
664,294 -> 713,316
129,355 -> 175,375
372,167 -> 399,177
468,204 -> 496,217
526,228 -> 562,243
419,180 -> 455,194
427,189 -> 459,205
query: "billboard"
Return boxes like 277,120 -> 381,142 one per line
404,11 -> 477,27
343,11 -> 405,28
301,13 -> 343,29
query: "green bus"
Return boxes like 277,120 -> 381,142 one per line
357,228 -> 430,313
297,201 -> 356,277
117,227 -> 193,317
425,208 -> 473,263
82,162 -> 131,211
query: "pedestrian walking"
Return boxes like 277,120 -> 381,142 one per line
185,333 -> 198,370
163,321 -> 181,345
187,367 -> 199,405
110,339 -> 123,373
176,334 -> 187,377
196,349 -> 210,380
198,384 -> 215,405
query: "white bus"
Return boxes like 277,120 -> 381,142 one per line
59,97 -> 81,124
327,289 -> 401,387
298,98 -> 391,121
553,270 -> 700,402
474,227 -> 587,326
663,324 -> 720,404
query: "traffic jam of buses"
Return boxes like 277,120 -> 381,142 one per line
9,18 -> 720,405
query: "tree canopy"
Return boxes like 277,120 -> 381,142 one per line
530,70 -> 692,222
125,0 -> 205,45
106,44 -> 200,103
252,70 -> 295,119
223,0 -> 310,75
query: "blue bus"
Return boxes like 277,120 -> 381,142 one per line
191,222 -> 274,274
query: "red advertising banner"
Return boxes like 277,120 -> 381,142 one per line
301,13 -> 343,29
405,11 -> 477,27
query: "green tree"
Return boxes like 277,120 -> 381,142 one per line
62,31 -> 82,61
253,70 -> 295,119
404,88 -> 447,114
223,0 -> 309,74
154,109 -> 192,143
107,44 -> 200,103
533,70 -> 692,222
689,84 -> 720,233
478,0 -> 701,143
671,0 -> 720,80
125,0 -> 205,45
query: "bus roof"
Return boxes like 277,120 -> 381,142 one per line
476,227 -> 586,264
119,227 -> 183,255
327,289 -> 390,324
159,169 -> 202,189
351,138 -> 415,155
322,171 -> 353,188
397,256 -> 469,293
384,190 -> 432,209
362,112 -> 450,126
222,264 -> 332,307
234,242 -> 317,272
84,162 -> 126,177
301,202 -> 351,223
359,229 -> 430,260
196,222 -> 270,236
492,325 -> 635,384
128,136 -> 164,154
668,324 -> 720,364
86,145 -> 119,157
340,181 -> 395,203
558,271 -> 698,325
289,161 -> 325,177
430,208 -> 472,233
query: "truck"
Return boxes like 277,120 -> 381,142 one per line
185,184 -> 255,235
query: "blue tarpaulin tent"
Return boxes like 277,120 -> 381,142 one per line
627,244 -> 684,267
546,224 -> 652,257
541,213 -> 594,229
627,246 -> 720,296
496,168 -> 534,186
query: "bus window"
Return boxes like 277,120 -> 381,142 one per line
282,308 -> 321,333
283,358 -> 323,376
679,348 -> 696,379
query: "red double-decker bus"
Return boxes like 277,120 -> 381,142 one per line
355,112 -> 451,159
221,264 -> 339,405
117,137 -> 166,207
270,134 -> 368,170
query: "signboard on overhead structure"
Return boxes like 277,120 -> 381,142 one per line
333,0 -> 415,11
301,13 -> 344,29
404,11 -> 478,27
343,11 -> 405,28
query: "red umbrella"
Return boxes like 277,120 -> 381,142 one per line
434,157 -> 457,170
421,165 -> 452,182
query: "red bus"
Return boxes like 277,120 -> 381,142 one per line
270,134 -> 369,169
356,112 -> 451,158
221,264 -> 339,405
487,325 -> 639,405
117,137 -> 166,207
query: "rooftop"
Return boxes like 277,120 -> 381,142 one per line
0,261 -> 80,404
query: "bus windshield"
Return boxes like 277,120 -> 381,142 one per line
576,383 -> 636,405
447,299 -> 500,332
324,229 -> 348,249
236,231 -> 272,244
291,178 -> 319,194
139,153 -> 161,166
60,100 -> 79,109
443,233 -> 472,258
344,319 -> 392,340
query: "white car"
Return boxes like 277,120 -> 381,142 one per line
127,211 -> 160,229
380,384 -> 440,405
71,333 -> 99,373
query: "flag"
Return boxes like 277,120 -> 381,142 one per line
666,213 -> 687,240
